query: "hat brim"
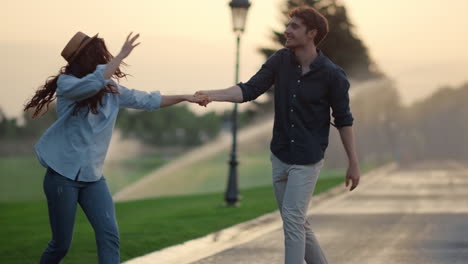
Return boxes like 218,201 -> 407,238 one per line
67,33 -> 99,63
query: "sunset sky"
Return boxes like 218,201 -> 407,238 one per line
2,0 -> 468,118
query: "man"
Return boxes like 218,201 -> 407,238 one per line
196,6 -> 360,264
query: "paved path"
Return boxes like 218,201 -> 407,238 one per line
190,161 -> 468,264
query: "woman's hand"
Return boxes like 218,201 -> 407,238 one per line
190,93 -> 211,107
116,32 -> 141,60
104,33 -> 140,79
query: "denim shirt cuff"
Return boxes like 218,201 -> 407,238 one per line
95,64 -> 111,86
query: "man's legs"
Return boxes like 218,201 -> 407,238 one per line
304,218 -> 328,264
271,153 -> 327,264
78,177 -> 120,264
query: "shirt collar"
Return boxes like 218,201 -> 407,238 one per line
288,48 -> 325,70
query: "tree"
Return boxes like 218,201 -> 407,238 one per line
401,82 -> 468,162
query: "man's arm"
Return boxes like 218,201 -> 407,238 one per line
338,126 -> 361,191
328,67 -> 359,190
196,85 -> 243,103
195,50 -> 285,105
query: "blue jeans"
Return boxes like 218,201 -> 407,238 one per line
40,168 -> 120,264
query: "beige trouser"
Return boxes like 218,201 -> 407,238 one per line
270,152 -> 328,264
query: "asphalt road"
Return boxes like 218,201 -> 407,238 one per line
191,161 -> 468,264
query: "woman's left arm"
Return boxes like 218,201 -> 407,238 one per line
160,95 -> 194,108
117,84 -> 207,110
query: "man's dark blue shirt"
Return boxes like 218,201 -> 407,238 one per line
239,48 -> 354,165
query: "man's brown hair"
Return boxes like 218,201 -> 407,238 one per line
289,6 -> 329,45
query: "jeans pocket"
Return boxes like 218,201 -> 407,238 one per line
271,153 -> 289,182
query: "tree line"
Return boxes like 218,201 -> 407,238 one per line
0,105 -> 255,156
325,81 -> 468,167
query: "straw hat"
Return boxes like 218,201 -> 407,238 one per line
61,32 -> 98,63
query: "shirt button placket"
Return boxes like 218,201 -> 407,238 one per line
290,78 -> 300,150
290,100 -> 295,146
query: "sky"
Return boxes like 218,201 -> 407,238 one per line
2,0 -> 468,118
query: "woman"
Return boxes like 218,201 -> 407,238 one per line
24,32 -> 205,264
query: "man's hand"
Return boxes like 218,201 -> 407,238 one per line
338,126 -> 360,192
193,91 -> 211,106
345,164 -> 360,191
187,92 -> 211,107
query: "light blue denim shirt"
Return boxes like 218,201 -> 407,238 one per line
35,64 -> 162,182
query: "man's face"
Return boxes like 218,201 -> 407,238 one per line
284,16 -> 316,49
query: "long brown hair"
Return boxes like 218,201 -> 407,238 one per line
24,37 -> 127,118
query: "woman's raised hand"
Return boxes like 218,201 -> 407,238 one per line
117,32 -> 141,59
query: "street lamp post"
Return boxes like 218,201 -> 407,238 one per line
225,0 -> 251,206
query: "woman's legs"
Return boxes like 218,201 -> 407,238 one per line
40,169 -> 119,264
79,177 -> 120,264
40,169 -> 79,264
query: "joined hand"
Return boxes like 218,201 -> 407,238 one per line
192,91 -> 211,107
187,92 -> 211,107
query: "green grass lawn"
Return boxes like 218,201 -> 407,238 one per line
0,176 -> 345,264
121,150 -> 352,198
0,155 -> 45,201
132,150 -> 277,197
104,154 -> 168,193
0,154 -> 167,201
0,151 -> 351,201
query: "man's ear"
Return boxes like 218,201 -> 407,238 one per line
307,29 -> 317,41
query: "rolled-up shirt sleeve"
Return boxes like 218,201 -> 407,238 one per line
329,67 -> 354,127
238,49 -> 283,102
56,64 -> 110,101
117,84 -> 161,110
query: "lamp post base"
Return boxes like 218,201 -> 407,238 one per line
225,156 -> 239,206
224,201 -> 240,207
